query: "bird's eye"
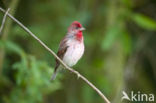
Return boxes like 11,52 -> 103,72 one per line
75,26 -> 79,29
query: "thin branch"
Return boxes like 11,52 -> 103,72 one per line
0,7 -> 111,103
0,8 -> 10,35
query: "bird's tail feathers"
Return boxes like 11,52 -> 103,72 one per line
51,66 -> 59,80
51,71 -> 57,80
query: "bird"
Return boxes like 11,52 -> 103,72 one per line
51,21 -> 85,80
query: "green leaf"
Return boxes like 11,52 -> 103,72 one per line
101,26 -> 121,51
132,13 -> 156,30
120,31 -> 132,55
5,41 -> 24,55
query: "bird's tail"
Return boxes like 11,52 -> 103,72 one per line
51,71 -> 57,80
51,66 -> 59,80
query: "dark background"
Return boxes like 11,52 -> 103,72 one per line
0,0 -> 156,103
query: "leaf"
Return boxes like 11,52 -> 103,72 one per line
101,26 -> 121,51
120,31 -> 132,55
5,41 -> 24,55
132,13 -> 156,30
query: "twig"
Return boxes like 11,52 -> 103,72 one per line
0,7 -> 111,103
0,8 -> 10,35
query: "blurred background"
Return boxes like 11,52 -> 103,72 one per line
0,0 -> 156,103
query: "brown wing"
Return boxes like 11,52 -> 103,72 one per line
54,37 -> 68,71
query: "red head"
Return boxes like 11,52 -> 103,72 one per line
71,21 -> 82,28
68,21 -> 85,41
68,21 -> 85,32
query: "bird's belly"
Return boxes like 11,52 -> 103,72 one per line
63,43 -> 84,67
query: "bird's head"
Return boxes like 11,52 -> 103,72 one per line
68,21 -> 85,41
68,21 -> 85,33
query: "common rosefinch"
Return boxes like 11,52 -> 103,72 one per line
51,21 -> 85,80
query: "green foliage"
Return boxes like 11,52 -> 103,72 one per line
5,41 -> 24,54
4,56 -> 61,103
120,30 -> 132,55
131,13 -> 156,30
0,40 -> 62,103
101,25 -> 122,51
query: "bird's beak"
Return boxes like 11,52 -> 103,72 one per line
79,27 -> 85,31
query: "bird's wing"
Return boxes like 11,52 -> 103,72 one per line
55,37 -> 68,70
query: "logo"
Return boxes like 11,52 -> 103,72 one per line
122,91 -> 154,102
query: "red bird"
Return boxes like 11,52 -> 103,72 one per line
51,21 -> 85,80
